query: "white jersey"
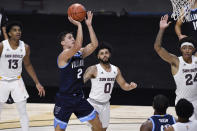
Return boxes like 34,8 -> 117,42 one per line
172,121 -> 197,131
0,40 -> 26,80
173,56 -> 197,102
89,64 -> 118,103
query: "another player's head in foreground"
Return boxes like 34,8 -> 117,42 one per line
152,94 -> 169,115
95,43 -> 112,64
175,98 -> 194,121
179,36 -> 196,59
58,31 -> 75,50
6,21 -> 22,40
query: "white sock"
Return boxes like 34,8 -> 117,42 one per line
16,100 -> 29,131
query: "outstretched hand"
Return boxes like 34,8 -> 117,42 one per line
68,16 -> 81,26
85,11 -> 93,26
36,83 -> 45,97
129,82 -> 137,90
160,14 -> 171,30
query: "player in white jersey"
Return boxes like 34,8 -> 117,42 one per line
154,14 -> 197,120
0,21 -> 45,131
165,99 -> 197,131
83,44 -> 137,131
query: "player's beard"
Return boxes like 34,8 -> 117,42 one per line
99,57 -> 110,64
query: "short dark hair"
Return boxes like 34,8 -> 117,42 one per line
179,36 -> 197,48
152,94 -> 169,114
95,42 -> 112,56
175,99 -> 194,119
57,31 -> 72,44
6,21 -> 23,34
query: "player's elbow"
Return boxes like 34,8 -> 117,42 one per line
92,41 -> 98,49
74,43 -> 82,51
154,43 -> 161,52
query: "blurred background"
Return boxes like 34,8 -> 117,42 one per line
0,0 -> 187,106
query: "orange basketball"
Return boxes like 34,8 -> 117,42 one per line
67,3 -> 86,22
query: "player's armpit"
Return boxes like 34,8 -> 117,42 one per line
140,121 -> 152,131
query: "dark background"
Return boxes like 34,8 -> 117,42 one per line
4,13 -> 186,106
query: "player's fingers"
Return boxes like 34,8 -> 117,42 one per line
161,16 -> 163,21
43,89 -> 46,96
164,14 -> 168,19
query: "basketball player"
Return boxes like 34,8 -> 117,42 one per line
154,14 -> 197,120
165,99 -> 197,131
0,21 -> 45,131
175,0 -> 197,40
54,11 -> 102,131
140,94 -> 176,131
83,44 -> 137,131
0,8 -> 8,41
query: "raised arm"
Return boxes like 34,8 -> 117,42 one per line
83,65 -> 97,83
2,26 -> 8,40
154,15 -> 179,65
1,8 -> 8,40
59,17 -> 83,63
175,19 -> 187,40
23,44 -> 45,97
116,67 -> 137,91
81,11 -> 98,58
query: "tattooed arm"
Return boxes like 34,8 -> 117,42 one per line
83,65 -> 97,83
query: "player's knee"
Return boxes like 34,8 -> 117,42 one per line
90,114 -> 102,130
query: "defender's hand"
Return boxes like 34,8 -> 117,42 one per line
36,83 -> 45,97
129,82 -> 137,90
85,11 -> 93,26
160,14 -> 171,30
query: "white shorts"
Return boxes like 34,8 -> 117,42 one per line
87,98 -> 110,128
0,78 -> 29,103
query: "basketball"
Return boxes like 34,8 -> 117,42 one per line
67,3 -> 86,22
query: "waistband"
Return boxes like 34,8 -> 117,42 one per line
0,75 -> 21,80
88,98 -> 109,105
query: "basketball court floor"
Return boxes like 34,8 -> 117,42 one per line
0,103 -> 177,131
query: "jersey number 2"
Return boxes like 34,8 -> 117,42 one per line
77,68 -> 82,79
8,59 -> 19,69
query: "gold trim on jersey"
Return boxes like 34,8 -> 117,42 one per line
17,75 -> 21,79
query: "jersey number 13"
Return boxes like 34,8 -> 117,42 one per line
8,59 -> 19,69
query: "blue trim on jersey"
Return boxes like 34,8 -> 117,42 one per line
149,117 -> 155,131
54,117 -> 68,129
172,116 -> 176,124
79,109 -> 96,122
191,8 -> 197,12
57,56 -> 72,69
